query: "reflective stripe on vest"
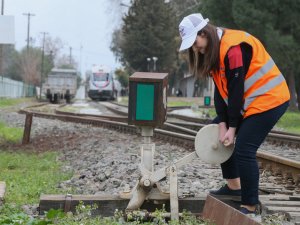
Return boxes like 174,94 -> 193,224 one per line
243,74 -> 285,111
244,58 -> 275,92
241,57 -> 285,115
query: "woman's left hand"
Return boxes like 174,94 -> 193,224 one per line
221,127 -> 236,146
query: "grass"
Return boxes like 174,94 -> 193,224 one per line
0,97 -> 29,144
167,101 -> 194,107
0,202 -> 216,224
277,110 -> 300,134
0,122 -> 23,144
0,97 -> 34,108
59,104 -> 99,114
116,96 -> 129,106
0,151 -> 72,204
0,145 -> 212,225
59,105 -> 80,113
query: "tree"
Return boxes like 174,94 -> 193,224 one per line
169,0 -> 202,20
41,36 -> 63,78
56,54 -> 77,69
115,68 -> 129,88
19,47 -> 43,85
232,0 -> 300,110
4,35 -> 65,86
4,46 -> 23,81
109,0 -> 203,94
167,1 -> 205,95
110,29 -> 124,65
120,0 -> 177,72
201,0 -> 300,110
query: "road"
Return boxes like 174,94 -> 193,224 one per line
75,85 -> 86,100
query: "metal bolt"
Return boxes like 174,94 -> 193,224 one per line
212,143 -> 218,150
143,179 -> 151,187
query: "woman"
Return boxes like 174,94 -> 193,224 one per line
178,13 -> 290,214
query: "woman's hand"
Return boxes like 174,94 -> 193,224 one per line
222,127 -> 236,146
218,122 -> 228,143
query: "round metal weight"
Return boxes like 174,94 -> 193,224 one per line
195,124 -> 234,164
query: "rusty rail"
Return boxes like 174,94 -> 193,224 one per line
20,106 -> 300,187
102,102 -> 300,147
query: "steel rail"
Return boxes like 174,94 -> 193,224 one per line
101,102 -> 300,147
20,107 -> 300,186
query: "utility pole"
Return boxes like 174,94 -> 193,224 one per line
69,47 -> 72,66
0,0 -> 4,76
0,43 -> 2,77
1,0 -> 4,15
79,44 -> 83,75
23,13 -> 35,50
39,32 -> 47,100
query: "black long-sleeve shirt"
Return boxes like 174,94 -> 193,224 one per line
214,43 -> 253,127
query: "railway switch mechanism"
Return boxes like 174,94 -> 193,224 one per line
122,72 -> 234,220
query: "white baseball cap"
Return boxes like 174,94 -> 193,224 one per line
178,13 -> 209,51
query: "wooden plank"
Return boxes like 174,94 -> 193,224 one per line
39,194 -> 206,216
290,195 -> 300,201
263,206 -> 300,214
287,212 -> 300,217
202,195 -> 261,225
39,194 -> 128,216
259,187 -> 294,195
0,181 -> 5,205
259,195 -> 290,201
260,200 -> 300,207
285,211 -> 300,222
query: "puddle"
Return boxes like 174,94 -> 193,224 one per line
79,108 -> 102,115
169,109 -> 201,118
72,103 -> 89,107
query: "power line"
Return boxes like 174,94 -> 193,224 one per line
22,12 -> 35,50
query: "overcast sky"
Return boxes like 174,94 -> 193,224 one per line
5,0 -> 127,74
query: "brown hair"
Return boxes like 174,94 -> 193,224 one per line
188,24 -> 220,79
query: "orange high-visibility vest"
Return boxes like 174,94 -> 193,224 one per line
212,29 -> 290,118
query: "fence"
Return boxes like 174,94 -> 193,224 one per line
0,76 -> 36,98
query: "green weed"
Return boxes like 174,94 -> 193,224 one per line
0,98 -> 33,108
0,122 -> 23,144
276,110 -> 300,134
0,151 -> 72,204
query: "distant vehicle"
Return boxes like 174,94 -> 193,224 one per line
87,65 -> 118,100
43,68 -> 78,103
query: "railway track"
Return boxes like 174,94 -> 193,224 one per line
101,101 -> 300,149
23,101 -> 300,148
19,102 -> 300,222
20,103 -> 300,186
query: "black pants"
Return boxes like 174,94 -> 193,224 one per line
213,101 -> 289,205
